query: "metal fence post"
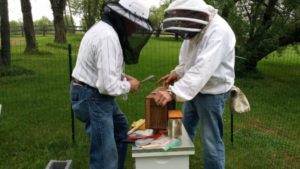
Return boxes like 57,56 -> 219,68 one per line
230,92 -> 234,146
68,44 -> 75,143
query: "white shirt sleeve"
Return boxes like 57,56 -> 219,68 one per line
95,36 -> 131,96
170,33 -> 229,102
174,42 -> 188,78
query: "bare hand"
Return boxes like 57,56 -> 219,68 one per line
126,75 -> 140,93
125,74 -> 135,81
153,90 -> 173,106
158,71 -> 178,87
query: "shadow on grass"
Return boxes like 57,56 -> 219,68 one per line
0,65 -> 34,78
23,50 -> 53,56
46,43 -> 68,50
236,68 -> 265,80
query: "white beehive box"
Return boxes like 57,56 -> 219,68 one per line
132,126 -> 194,169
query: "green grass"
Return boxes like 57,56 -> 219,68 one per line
0,35 -> 299,169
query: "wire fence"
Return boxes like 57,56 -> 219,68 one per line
0,35 -> 299,169
9,25 -> 87,36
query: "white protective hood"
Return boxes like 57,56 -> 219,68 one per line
163,0 -> 217,39
165,0 -> 211,14
107,0 -> 152,31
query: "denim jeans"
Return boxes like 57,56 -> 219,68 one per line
182,92 -> 229,169
70,82 -> 128,169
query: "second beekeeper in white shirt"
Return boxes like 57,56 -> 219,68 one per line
154,0 -> 236,169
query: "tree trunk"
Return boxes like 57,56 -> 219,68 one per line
243,56 -> 259,72
84,0 -> 100,29
0,0 -> 11,66
240,0 -> 279,72
67,0 -> 75,33
155,29 -> 161,38
262,0 -> 278,28
86,0 -> 93,28
21,0 -> 38,53
50,0 -> 67,43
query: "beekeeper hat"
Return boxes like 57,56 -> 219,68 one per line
106,0 -> 152,31
163,0 -> 211,39
102,0 -> 153,64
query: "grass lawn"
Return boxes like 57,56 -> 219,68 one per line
0,35 -> 299,169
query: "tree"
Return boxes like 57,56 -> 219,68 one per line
69,0 -> 104,29
64,15 -> 75,33
206,0 -> 299,73
153,0 -> 299,73
65,0 -> 75,33
9,20 -> 23,34
149,6 -> 165,37
149,0 -> 171,37
84,0 -> 103,28
34,16 -> 53,36
50,0 -> 67,43
34,16 -> 53,27
21,0 -> 38,53
0,0 -> 11,66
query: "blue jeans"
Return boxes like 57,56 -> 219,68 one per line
182,92 -> 229,169
70,82 -> 128,169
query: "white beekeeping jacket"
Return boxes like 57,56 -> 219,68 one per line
72,21 -> 130,96
170,14 -> 236,102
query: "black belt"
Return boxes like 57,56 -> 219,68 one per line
71,77 -> 115,99
72,78 -> 88,86
72,77 -> 97,91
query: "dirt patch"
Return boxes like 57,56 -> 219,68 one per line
10,37 -> 26,46
245,118 -> 291,138
283,153 -> 300,168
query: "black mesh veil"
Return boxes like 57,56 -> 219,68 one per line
101,1 -> 153,64
163,9 -> 209,39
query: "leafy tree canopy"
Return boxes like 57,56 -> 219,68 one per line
34,16 -> 53,27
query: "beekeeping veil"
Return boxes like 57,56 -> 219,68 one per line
163,0 -> 217,39
101,0 -> 153,64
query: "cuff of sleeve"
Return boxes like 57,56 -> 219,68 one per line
169,86 -> 187,102
173,68 -> 184,79
124,81 -> 131,94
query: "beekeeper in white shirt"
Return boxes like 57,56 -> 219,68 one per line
70,0 -> 152,169
154,0 -> 236,168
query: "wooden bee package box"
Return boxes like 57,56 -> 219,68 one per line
145,87 -> 175,130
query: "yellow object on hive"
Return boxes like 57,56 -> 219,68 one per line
131,119 -> 146,130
